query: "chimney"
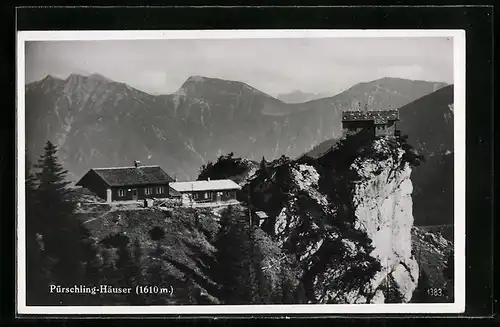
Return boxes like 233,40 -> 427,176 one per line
134,160 -> 141,168
208,177 -> 211,181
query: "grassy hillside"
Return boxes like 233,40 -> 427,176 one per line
75,203 -> 221,304
74,199 -> 301,305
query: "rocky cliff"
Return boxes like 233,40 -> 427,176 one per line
348,139 -> 419,303
233,133 -> 425,303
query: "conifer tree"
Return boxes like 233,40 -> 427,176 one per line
214,207 -> 257,304
33,141 -> 92,303
259,156 -> 268,177
25,158 -> 50,304
248,228 -> 271,304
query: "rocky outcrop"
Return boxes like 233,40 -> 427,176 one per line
349,139 -> 419,303
245,135 -> 423,304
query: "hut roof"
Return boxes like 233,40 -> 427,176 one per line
76,165 -> 174,187
170,179 -> 242,192
341,110 -> 399,122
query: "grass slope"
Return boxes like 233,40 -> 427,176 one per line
76,203 -> 220,303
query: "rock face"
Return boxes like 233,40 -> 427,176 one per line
240,135 -> 422,303
350,140 -> 419,303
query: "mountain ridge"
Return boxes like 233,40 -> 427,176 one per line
25,73 -> 450,188
27,73 -> 447,104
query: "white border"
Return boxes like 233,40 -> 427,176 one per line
16,29 -> 466,315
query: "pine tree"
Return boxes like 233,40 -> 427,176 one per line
214,207 -> 256,304
33,141 -> 91,304
248,228 -> 271,304
275,259 -> 300,304
25,158 -> 50,305
34,141 -> 75,223
259,156 -> 268,178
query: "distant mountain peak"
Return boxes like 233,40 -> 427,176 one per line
67,73 -> 84,79
373,76 -> 449,86
88,73 -> 113,83
185,75 -> 207,83
42,74 -> 57,81
277,90 -> 332,103
64,73 -> 114,84
26,74 -> 64,91
176,75 -> 276,100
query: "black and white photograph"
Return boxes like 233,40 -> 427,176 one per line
16,30 -> 465,315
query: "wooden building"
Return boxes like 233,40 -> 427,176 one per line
254,211 -> 270,227
341,110 -> 400,137
169,178 -> 242,207
75,161 -> 175,203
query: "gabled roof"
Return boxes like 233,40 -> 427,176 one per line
342,110 -> 399,122
77,165 -> 174,187
170,179 -> 242,192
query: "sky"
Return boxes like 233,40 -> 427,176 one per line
25,37 -> 454,97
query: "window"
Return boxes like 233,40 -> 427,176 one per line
145,187 -> 153,195
156,186 -> 164,194
118,189 -> 126,197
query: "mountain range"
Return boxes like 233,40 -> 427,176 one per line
25,73 -> 448,186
